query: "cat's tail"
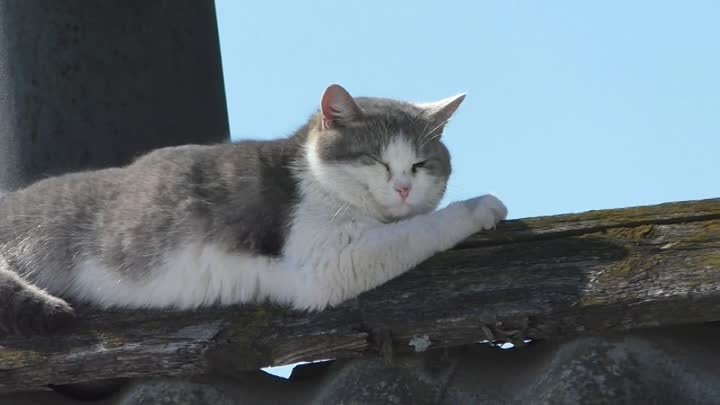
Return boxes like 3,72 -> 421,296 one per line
0,263 -> 76,336
0,190 -> 75,336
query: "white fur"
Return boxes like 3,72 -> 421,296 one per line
281,183 -> 505,310
70,125 -> 507,310
72,243 -> 291,309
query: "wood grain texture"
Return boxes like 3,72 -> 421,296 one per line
1,198 -> 719,392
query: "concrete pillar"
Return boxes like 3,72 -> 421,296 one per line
0,1 -> 229,399
0,0 -> 229,190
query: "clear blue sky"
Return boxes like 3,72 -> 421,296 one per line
215,0 -> 719,220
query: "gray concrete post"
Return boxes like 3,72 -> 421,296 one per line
0,0 -> 230,191
0,0 -> 230,400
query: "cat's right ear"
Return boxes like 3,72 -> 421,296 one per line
416,93 -> 466,127
320,84 -> 363,129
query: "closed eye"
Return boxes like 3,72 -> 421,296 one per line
379,160 -> 390,172
360,153 -> 390,172
411,160 -> 428,173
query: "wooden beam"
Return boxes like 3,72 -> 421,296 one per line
1,198 -> 719,392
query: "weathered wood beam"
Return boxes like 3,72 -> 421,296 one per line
1,198 -> 719,392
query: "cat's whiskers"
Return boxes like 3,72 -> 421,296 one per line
339,202 -> 352,220
382,120 -> 390,143
418,118 -> 450,148
419,131 -> 444,149
331,202 -> 351,223
418,118 -> 431,146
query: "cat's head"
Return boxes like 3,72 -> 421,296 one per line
306,84 -> 464,222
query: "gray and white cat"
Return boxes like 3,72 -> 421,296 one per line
0,84 -> 507,335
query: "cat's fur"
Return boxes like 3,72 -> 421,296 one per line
0,84 -> 507,335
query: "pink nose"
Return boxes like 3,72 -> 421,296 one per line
395,186 -> 410,200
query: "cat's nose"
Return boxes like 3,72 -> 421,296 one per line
394,185 -> 411,200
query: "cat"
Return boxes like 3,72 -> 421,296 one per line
0,84 -> 507,336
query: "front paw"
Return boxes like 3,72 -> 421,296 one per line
462,194 -> 508,230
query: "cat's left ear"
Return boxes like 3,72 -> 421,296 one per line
415,93 -> 466,134
320,84 -> 363,129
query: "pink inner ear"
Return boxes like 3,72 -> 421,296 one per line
321,90 -> 336,126
320,84 -> 359,128
436,94 -> 465,123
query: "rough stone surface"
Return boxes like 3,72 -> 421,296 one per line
0,0 -> 229,190
0,0 -> 229,401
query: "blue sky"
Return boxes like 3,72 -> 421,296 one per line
214,1 -> 718,378
215,0 -> 719,220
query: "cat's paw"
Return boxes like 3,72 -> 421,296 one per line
4,292 -> 76,336
461,194 -> 508,230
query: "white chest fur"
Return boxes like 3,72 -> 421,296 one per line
280,197 -> 378,309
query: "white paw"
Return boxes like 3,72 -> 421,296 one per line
462,194 -> 508,230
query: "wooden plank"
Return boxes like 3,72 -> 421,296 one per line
1,198 -> 718,392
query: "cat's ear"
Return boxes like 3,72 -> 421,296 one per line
320,84 -> 363,129
415,93 -> 466,134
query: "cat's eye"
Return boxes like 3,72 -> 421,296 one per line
361,153 -> 390,172
411,160 -> 428,174
357,154 -> 378,166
